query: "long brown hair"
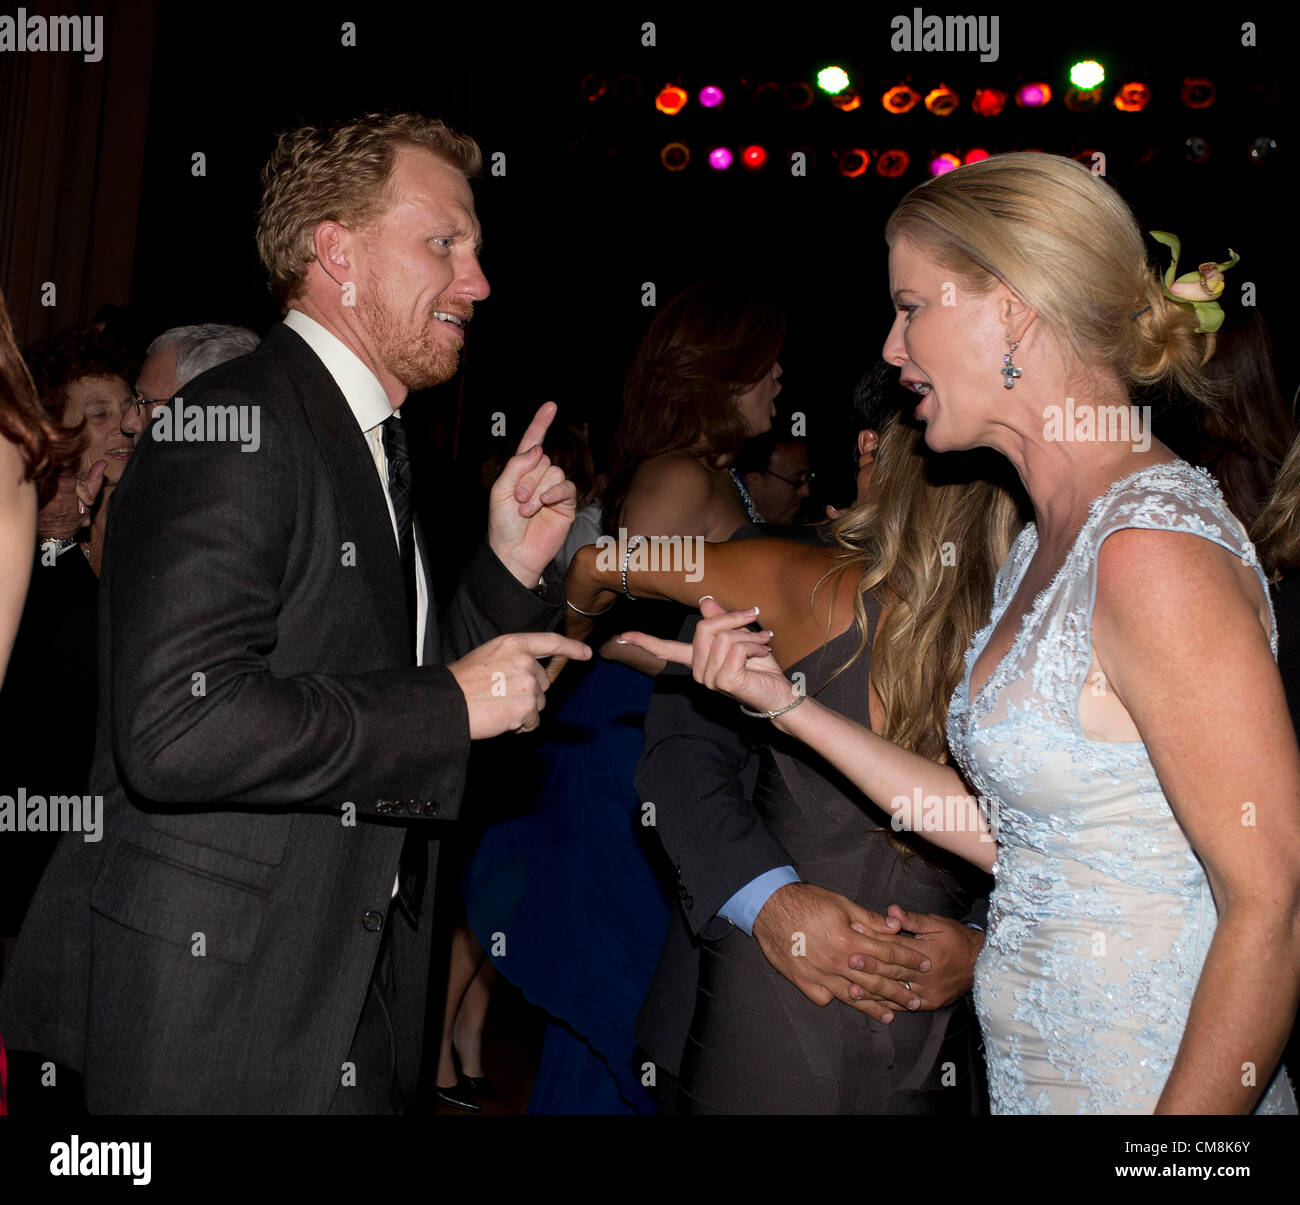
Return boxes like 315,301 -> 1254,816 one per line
602,282 -> 784,534
823,414 -> 1025,765
0,289 -> 78,507
1251,422 -> 1300,581
1157,308 -> 1295,529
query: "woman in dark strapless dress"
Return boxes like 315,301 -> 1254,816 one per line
680,617 -> 989,1115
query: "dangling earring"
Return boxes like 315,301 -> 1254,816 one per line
1001,340 -> 1022,389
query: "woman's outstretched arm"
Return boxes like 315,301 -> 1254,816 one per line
565,536 -> 853,669
619,599 -> 997,872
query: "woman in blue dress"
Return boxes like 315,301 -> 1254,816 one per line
464,283 -> 785,1112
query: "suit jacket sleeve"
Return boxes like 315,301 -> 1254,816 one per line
103,376 -> 532,819
437,540 -> 564,664
634,612 -> 795,940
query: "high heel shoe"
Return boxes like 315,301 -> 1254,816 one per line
451,1045 -> 503,1102
433,1078 -> 481,1112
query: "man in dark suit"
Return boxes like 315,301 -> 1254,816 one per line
0,113 -> 589,1113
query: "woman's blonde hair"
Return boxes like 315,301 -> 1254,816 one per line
823,416 -> 1024,771
885,152 -> 1221,407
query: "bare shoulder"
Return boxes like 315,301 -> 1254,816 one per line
1094,526 -> 1270,646
627,452 -> 713,498
0,434 -> 36,501
624,452 -> 738,539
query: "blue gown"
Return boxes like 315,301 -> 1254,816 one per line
464,655 -> 671,1113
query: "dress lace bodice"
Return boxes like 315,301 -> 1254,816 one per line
946,459 -> 1295,1114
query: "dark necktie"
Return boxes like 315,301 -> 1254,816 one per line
381,414 -> 426,926
381,415 -> 418,662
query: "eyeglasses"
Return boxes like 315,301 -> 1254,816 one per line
762,468 -> 814,488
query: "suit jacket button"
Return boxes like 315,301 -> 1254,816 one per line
362,910 -> 384,932
422,801 -> 439,816
389,800 -> 406,815
376,799 -> 392,814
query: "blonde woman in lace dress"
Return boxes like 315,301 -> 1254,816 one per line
621,153 -> 1300,1114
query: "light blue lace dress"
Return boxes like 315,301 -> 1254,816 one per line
947,460 -> 1297,1114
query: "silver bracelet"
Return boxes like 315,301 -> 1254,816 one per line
566,597 -> 615,618
621,535 -> 647,599
740,692 -> 808,720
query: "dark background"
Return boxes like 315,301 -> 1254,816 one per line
7,2 -> 1298,505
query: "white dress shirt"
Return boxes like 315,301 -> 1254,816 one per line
284,309 -> 430,902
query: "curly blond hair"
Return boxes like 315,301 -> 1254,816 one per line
256,112 -> 482,307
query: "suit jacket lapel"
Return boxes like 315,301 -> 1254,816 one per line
265,323 -> 410,667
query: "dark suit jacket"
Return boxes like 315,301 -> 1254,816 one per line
0,322 -> 562,1113
633,525 -> 987,1081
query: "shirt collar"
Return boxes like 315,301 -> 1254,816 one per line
283,308 -> 394,435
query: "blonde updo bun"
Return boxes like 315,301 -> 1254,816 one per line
885,152 -> 1222,408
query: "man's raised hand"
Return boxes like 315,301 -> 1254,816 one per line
487,402 -> 578,589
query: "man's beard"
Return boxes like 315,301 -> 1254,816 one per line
357,282 -> 461,392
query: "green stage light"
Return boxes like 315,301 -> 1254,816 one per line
1070,60 -> 1105,90
817,66 -> 850,95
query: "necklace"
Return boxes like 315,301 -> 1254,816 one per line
728,467 -> 765,524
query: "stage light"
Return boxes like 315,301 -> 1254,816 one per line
786,81 -> 815,109
1114,82 -> 1151,112
972,88 -> 1006,116
655,84 -> 688,115
818,66 -> 851,95
1181,78 -> 1216,108
698,85 -> 724,109
579,74 -> 606,102
882,84 -> 921,114
930,153 -> 961,176
752,81 -> 782,110
1072,148 -> 1103,169
1063,87 -> 1103,112
612,74 -> 643,101
708,146 -> 734,171
741,145 -> 768,170
963,148 -> 990,164
925,85 -> 961,116
831,87 -> 862,112
838,148 -> 870,177
1069,60 -> 1105,90
876,149 -> 910,178
1015,83 -> 1051,108
660,142 -> 690,171
1185,136 -> 1211,164
1248,135 -> 1277,163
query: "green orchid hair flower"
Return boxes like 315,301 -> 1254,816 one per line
1148,232 -> 1240,334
